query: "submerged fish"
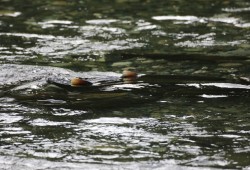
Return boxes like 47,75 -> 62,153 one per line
46,68 -> 138,91
46,70 -> 228,93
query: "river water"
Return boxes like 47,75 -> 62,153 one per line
0,0 -> 250,169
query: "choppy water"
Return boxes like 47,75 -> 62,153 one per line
0,0 -> 250,169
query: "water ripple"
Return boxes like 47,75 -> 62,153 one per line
222,7 -> 250,12
85,19 -> 118,25
29,118 -> 72,127
38,20 -> 73,29
152,15 -> 250,28
0,11 -> 21,17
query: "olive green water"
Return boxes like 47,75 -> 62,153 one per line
0,0 -> 250,169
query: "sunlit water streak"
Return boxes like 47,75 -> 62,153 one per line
179,83 -> 250,89
152,15 -> 250,28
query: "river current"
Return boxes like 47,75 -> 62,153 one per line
0,0 -> 250,169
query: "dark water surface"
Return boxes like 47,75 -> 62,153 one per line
0,0 -> 250,169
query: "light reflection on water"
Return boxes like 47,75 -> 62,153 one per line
152,15 -> 250,28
